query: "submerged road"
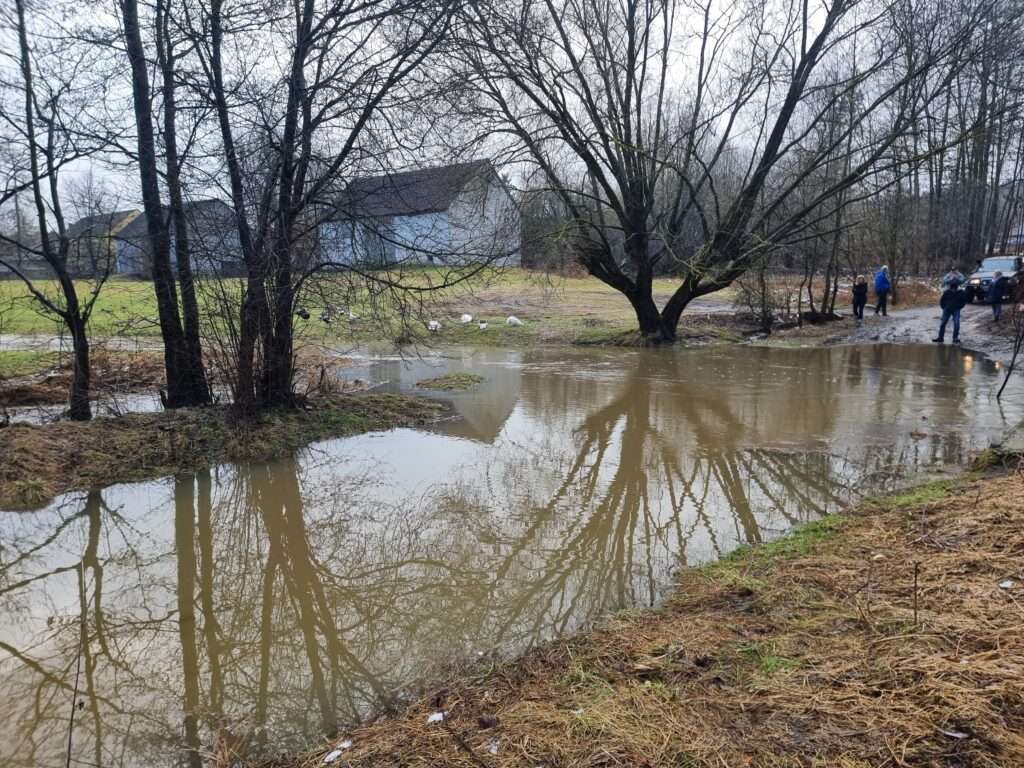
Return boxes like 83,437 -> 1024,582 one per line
840,302 -> 1019,364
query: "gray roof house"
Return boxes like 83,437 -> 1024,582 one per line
1,210 -> 141,280
115,199 -> 242,277
65,209 -> 141,277
318,160 -> 520,268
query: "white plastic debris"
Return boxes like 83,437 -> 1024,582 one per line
460,314 -> 473,324
999,579 -> 1016,589
487,740 -> 499,755
478,321 -> 488,330
427,320 -> 442,333
941,729 -> 970,740
506,315 -> 523,326
323,740 -> 353,762
426,711 -> 447,724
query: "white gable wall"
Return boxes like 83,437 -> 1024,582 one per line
318,168 -> 520,268
447,174 -> 520,266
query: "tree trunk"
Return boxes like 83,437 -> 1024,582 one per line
627,289 -> 676,344
206,0 -> 270,416
67,315 -> 92,421
121,0 -> 205,409
158,1 -> 210,406
263,276 -> 295,405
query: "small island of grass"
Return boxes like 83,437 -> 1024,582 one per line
415,372 -> 486,390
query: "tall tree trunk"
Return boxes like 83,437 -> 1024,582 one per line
121,0 -> 205,408
158,0 -> 210,406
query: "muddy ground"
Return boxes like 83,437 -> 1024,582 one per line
765,301 -> 1021,365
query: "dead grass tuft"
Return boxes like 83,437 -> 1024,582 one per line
0,348 -> 165,407
260,472 -> 1024,768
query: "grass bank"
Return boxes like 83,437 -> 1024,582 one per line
269,468 -> 1024,768
0,393 -> 445,509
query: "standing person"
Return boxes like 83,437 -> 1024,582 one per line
851,275 -> 868,324
941,266 -> 965,289
874,265 -> 891,316
933,278 -> 967,344
989,271 -> 1008,322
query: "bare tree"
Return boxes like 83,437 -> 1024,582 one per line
0,0 -> 119,419
454,0 -> 994,342
185,0 -> 464,413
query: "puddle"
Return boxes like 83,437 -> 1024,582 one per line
0,343 -> 1018,765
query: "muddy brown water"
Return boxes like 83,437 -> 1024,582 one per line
1,344 -> 1019,766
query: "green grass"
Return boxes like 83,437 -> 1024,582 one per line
712,515 -> 848,574
1,269 -> 737,348
868,478 -> 958,509
0,278 -> 163,335
0,349 -> 59,378
415,372 -> 485,390
737,641 -> 801,675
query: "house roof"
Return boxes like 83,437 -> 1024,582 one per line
117,199 -> 235,240
337,160 -> 494,218
65,209 -> 140,240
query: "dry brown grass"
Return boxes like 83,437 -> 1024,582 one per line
0,348 -> 166,407
265,469 -> 1024,768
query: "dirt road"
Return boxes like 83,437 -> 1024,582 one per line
841,302 -> 1018,363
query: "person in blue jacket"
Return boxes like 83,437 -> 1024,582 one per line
873,266 -> 891,316
989,271 -> 1009,322
933,279 -> 967,344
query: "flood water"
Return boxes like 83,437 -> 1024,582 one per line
1,343 -> 1019,767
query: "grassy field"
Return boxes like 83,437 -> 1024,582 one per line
0,349 -> 59,378
0,270 -> 738,346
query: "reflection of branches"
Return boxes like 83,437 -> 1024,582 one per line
480,350 -> 853,644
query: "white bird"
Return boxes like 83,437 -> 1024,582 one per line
460,313 -> 473,324
347,310 -> 360,321
505,315 -> 523,326
478,320 -> 488,330
427,320 -> 442,332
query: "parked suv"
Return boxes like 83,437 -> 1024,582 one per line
965,255 -> 1023,303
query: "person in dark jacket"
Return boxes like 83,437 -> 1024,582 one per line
851,275 -> 868,323
873,266 -> 891,316
933,279 -> 967,344
989,271 -> 1009,322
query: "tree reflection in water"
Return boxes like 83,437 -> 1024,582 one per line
0,344 -> 1013,767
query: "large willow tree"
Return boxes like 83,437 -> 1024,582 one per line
456,0 -> 997,342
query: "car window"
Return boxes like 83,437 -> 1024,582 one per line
981,258 -> 1017,271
